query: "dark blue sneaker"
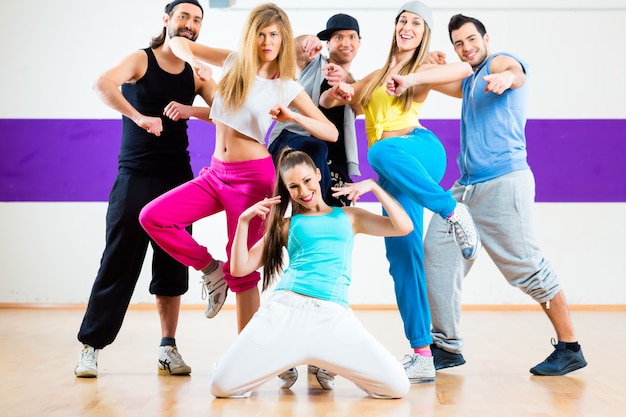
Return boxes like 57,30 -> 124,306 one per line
431,344 -> 466,370
530,339 -> 587,376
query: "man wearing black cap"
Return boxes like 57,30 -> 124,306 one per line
268,13 -> 362,207
74,0 -> 215,378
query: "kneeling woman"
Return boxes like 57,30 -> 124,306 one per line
209,149 -> 413,399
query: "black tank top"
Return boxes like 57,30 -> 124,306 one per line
119,48 -> 196,176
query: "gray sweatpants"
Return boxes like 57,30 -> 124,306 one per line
424,169 -> 562,354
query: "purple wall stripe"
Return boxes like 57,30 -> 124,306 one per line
1,118 -> 625,202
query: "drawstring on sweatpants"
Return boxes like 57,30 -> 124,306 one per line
461,184 -> 473,202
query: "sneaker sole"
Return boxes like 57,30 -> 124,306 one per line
74,369 -> 98,378
434,358 -> 466,370
408,376 -> 435,384
530,360 -> 588,376
158,367 -> 191,376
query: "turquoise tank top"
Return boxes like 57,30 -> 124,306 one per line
275,207 -> 354,307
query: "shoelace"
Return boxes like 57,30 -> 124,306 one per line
448,215 -> 474,249
163,346 -> 186,366
81,348 -> 97,364
546,338 -> 567,360
401,354 -> 416,368
200,274 -> 226,300
200,278 -> 208,300
454,226 -> 471,249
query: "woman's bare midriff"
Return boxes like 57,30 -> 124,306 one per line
380,126 -> 418,140
213,123 -> 271,162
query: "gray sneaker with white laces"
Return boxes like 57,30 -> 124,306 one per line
447,202 -> 480,260
75,344 -> 99,378
315,368 -> 336,390
201,260 -> 227,318
307,364 -> 335,389
402,354 -> 435,383
158,345 -> 191,375
278,367 -> 298,389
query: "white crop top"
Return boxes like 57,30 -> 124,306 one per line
210,52 -> 303,144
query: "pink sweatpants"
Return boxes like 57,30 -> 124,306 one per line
140,156 -> 275,293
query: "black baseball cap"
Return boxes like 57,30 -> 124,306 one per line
317,14 -> 360,41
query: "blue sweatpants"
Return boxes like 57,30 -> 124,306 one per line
367,128 -> 456,348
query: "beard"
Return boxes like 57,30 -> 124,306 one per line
168,27 -> 198,42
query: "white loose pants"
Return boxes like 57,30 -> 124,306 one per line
209,291 -> 410,399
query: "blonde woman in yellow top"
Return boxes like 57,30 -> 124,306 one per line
320,1 -> 479,383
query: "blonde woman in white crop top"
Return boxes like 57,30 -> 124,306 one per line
140,3 -> 338,336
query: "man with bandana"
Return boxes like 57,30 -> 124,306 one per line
74,0 -> 215,378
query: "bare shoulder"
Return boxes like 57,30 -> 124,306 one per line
100,49 -> 149,84
340,205 -> 369,222
125,48 -> 149,64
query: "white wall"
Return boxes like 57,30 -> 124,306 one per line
1,0 -> 625,306
2,202 -> 625,306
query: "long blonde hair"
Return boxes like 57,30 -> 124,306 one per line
360,16 -> 431,112
217,3 -> 296,112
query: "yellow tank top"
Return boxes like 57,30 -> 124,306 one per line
363,85 -> 424,148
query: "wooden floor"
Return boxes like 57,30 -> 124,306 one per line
1,307 -> 625,417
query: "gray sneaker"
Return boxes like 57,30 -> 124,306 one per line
402,354 -> 435,383
201,260 -> 227,318
315,368 -> 336,390
75,344 -> 98,378
447,202 -> 480,260
158,345 -> 191,375
278,367 -> 298,389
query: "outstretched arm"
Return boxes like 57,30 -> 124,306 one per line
269,90 -> 339,142
295,34 -> 323,72
319,70 -> 377,111
484,54 -> 526,94
230,196 -> 281,277
322,63 -> 355,86
169,37 -> 231,80
386,62 -> 471,99
332,179 -> 413,237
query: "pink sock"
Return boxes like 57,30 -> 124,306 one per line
413,347 -> 433,357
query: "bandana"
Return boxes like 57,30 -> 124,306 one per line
165,0 -> 203,17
